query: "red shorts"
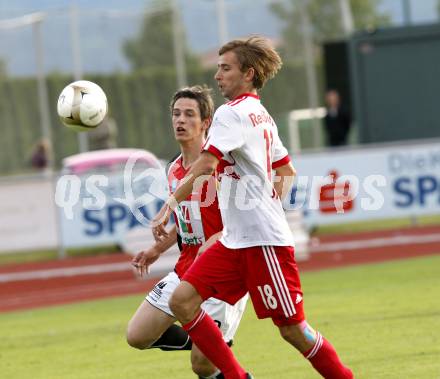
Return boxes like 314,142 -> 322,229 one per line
182,241 -> 305,326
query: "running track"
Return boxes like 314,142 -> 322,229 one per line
1,225 -> 439,313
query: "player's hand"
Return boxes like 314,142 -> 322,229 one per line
131,248 -> 161,277
151,203 -> 173,240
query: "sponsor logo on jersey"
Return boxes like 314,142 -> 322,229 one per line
248,110 -> 275,127
175,201 -> 205,246
181,234 -> 204,245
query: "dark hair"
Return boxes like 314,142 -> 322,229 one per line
170,85 -> 214,121
219,36 -> 282,89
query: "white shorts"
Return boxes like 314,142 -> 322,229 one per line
146,271 -> 248,342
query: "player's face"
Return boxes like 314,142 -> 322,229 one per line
172,98 -> 207,143
215,50 -> 253,100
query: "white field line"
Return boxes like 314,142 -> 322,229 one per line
310,233 -> 440,253
0,252 -> 179,283
1,234 -> 439,283
0,262 -> 130,283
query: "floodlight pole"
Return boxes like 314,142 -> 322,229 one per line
338,0 -> 354,35
70,3 -> 89,153
32,14 -> 55,170
402,0 -> 412,25
171,0 -> 187,89
33,14 -> 66,259
216,0 -> 228,45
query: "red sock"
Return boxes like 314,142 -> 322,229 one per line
183,310 -> 247,379
303,333 -> 354,379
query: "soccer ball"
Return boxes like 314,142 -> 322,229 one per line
57,80 -> 108,132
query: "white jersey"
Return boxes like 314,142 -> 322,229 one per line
204,93 -> 294,249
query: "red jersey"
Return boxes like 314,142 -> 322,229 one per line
168,155 -> 223,277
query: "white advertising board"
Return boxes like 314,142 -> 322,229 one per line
2,140 -> 439,253
284,140 -> 440,226
0,176 -> 58,253
56,168 -> 169,248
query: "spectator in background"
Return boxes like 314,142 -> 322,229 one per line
30,138 -> 51,170
88,116 -> 118,150
324,89 -> 351,147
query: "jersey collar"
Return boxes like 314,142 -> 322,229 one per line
232,92 -> 260,101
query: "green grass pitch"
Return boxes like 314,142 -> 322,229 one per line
1,255 -> 439,379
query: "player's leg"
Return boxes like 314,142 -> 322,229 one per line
127,271 -> 191,351
151,323 -> 192,351
202,295 -> 248,348
191,344 -> 223,379
191,295 -> 248,378
170,241 -> 250,379
126,300 -> 176,349
245,245 -> 353,378
279,321 -> 353,379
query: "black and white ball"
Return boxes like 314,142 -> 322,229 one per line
57,80 -> 108,132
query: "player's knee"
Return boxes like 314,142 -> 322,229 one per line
168,289 -> 186,316
169,284 -> 199,322
279,324 -> 297,342
169,293 -> 195,323
126,326 -> 154,350
278,321 -> 317,352
278,324 -> 306,350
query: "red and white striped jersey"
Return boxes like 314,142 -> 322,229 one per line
168,155 -> 223,277
204,93 -> 294,249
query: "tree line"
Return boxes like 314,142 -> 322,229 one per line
0,63 -> 323,175
0,0 -> 390,174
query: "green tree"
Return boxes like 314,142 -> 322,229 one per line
271,0 -> 391,63
123,0 -> 199,71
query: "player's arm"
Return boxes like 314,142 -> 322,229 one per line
153,151 -> 220,238
131,225 -> 178,277
273,162 -> 296,200
172,151 -> 220,203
